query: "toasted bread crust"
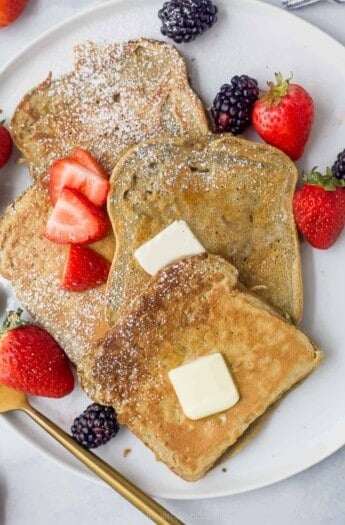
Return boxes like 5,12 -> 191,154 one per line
106,135 -> 302,325
80,254 -> 322,481
0,181 -> 114,363
10,39 -> 209,180
1,39 -> 209,366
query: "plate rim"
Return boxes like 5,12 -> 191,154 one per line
1,0 -> 345,500
2,0 -> 345,77
2,403 -> 345,500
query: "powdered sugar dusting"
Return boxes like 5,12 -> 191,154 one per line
2,38 -> 209,366
12,39 -> 209,180
0,182 -> 113,365
85,254 -> 219,410
106,134 -> 300,325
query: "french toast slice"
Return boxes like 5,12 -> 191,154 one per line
0,39 -> 209,366
79,254 -> 322,482
106,135 -> 302,325
0,180 -> 114,364
10,39 -> 209,181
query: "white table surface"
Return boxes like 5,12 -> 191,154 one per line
1,1 -> 345,524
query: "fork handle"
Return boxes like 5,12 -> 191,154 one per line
21,403 -> 184,525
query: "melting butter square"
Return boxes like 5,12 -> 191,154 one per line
134,220 -> 205,276
168,353 -> 239,420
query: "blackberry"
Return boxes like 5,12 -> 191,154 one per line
211,75 -> 259,135
332,148 -> 345,181
71,403 -> 119,449
158,0 -> 218,44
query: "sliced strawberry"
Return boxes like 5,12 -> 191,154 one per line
49,158 -> 110,207
61,244 -> 111,292
43,188 -> 111,245
72,148 -> 109,180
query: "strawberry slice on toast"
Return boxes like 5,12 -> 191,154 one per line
49,158 -> 110,207
61,244 -> 111,292
44,187 -> 110,244
71,148 -> 109,179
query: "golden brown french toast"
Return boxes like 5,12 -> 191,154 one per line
106,135 -> 302,325
0,39 -> 209,366
10,39 -> 209,181
0,180 -> 114,364
79,254 -> 322,482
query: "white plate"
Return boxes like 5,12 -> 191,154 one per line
1,0 -> 345,500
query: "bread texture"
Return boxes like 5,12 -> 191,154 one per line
10,39 -> 209,180
79,254 -> 323,482
0,39 -> 209,366
0,181 -> 114,364
106,135 -> 302,325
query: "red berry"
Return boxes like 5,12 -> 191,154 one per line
0,0 -> 29,27
71,148 -> 108,180
61,244 -> 111,292
252,73 -> 314,161
0,123 -> 13,168
49,157 -> 110,207
0,309 -> 74,397
293,168 -> 345,249
43,187 -> 111,245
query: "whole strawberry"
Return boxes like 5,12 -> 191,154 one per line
0,0 -> 29,27
293,168 -> 345,249
0,309 -> 74,397
0,119 -> 13,168
252,73 -> 314,161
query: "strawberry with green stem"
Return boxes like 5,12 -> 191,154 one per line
293,167 -> 345,249
0,309 -> 74,397
252,73 -> 314,161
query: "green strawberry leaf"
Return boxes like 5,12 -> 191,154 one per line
302,167 -> 345,191
0,308 -> 28,336
260,72 -> 293,108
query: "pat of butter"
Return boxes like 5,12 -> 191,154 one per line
168,353 -> 239,420
134,220 -> 205,276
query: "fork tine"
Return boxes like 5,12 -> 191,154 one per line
283,0 -> 321,7
283,0 -> 345,7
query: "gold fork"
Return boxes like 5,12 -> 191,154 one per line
0,384 -> 184,525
